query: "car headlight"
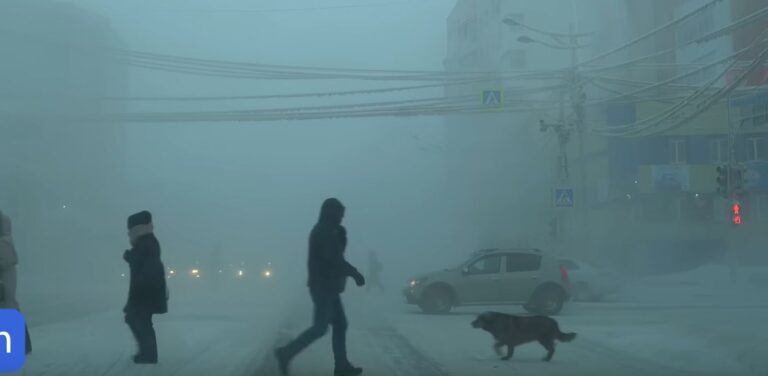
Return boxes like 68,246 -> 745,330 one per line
409,278 -> 426,288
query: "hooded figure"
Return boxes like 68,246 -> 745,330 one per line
123,211 -> 167,364
276,198 -> 365,376
0,212 -> 32,354
307,198 -> 359,294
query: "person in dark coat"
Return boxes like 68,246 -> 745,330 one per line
275,198 -> 365,376
123,211 -> 167,364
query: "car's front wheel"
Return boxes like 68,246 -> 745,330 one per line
524,286 -> 565,316
418,287 -> 453,314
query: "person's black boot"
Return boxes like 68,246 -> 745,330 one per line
25,325 -> 31,354
334,363 -> 363,376
275,347 -> 290,375
133,354 -> 158,364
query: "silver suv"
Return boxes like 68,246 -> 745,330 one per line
403,248 -> 570,315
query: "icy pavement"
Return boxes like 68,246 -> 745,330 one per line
12,285 -> 293,376
11,268 -> 768,376
256,286 -> 768,376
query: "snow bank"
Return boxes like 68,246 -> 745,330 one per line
612,264 -> 768,306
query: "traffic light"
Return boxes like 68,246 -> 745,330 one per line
732,202 -> 742,225
733,165 -> 748,198
716,165 -> 729,197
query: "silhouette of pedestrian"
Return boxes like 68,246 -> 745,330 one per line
275,198 -> 365,376
0,211 -> 31,354
366,250 -> 384,293
123,211 -> 168,364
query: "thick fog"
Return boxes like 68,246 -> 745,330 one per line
3,0 -> 471,296
2,0 -> 768,375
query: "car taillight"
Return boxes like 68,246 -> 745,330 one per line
560,265 -> 570,285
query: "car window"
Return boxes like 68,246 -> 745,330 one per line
466,254 -> 502,275
559,259 -> 580,271
506,253 -> 542,272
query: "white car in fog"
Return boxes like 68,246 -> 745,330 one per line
559,259 -> 622,302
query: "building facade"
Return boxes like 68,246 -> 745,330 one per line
444,0 -> 768,272
0,0 -> 129,280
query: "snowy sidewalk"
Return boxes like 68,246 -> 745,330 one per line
13,292 -> 289,376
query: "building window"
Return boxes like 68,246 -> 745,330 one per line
746,137 -> 765,161
670,139 -> 687,164
459,18 -> 477,41
502,49 -> 526,70
751,103 -> 768,126
710,138 -> 728,164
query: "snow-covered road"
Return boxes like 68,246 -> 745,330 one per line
255,289 -> 768,376
11,277 -> 768,375
13,285 -> 292,376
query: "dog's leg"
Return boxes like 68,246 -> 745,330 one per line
493,342 -> 504,356
539,338 -> 556,362
501,345 -> 514,360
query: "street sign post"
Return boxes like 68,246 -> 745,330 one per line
554,187 -> 575,208
481,89 -> 503,109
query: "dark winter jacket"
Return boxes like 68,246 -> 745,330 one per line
124,233 -> 167,314
307,199 -> 359,294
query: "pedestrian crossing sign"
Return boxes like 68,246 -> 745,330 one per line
554,188 -> 575,208
482,89 -> 503,109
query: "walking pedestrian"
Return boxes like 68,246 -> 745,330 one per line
366,250 -> 384,293
123,211 -> 168,364
275,198 -> 365,376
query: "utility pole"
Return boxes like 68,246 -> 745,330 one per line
570,24 -> 591,257
503,17 -> 592,250
726,95 -> 737,281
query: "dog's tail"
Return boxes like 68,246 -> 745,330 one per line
557,331 -> 577,342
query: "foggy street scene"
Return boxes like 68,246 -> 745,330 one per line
2,0 -> 768,375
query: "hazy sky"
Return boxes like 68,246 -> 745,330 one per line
54,0 -> 465,283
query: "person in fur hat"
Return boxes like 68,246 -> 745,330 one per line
123,211 -> 167,364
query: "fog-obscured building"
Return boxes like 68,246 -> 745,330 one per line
444,0 -> 768,273
0,0 -> 129,281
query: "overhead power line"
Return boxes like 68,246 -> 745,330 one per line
133,0 -> 439,14
580,0 -> 723,66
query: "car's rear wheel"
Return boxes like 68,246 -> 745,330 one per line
419,287 -> 453,314
524,286 -> 565,316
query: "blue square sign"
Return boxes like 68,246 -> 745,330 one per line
554,188 -> 575,208
0,309 -> 26,372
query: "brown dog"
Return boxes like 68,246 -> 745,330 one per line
471,311 -> 576,362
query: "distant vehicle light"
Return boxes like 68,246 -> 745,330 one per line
121,273 -> 126,278
169,270 -> 175,275
238,270 -> 244,277
263,270 -> 272,278
191,269 -> 200,277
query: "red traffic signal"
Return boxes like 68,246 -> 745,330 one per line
732,202 -> 742,225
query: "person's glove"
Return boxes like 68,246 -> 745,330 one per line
352,270 -> 366,287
